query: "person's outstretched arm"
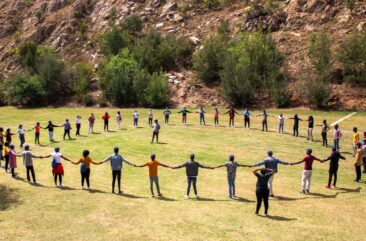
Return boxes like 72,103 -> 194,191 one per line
177,110 -> 182,113
159,163 -> 172,168
198,163 -> 213,169
61,155 -> 72,162
173,163 -> 186,169
122,157 -> 136,167
339,154 -> 346,160
91,159 -> 102,165
290,159 -> 305,165
322,156 -> 331,163
136,163 -> 148,168
239,163 -> 252,167
213,164 -> 225,169
31,154 -> 43,159
278,159 -> 290,165
99,156 -> 111,164
314,156 -> 323,162
251,160 -> 266,167
72,158 -> 82,165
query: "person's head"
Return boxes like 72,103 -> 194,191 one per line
353,127 -> 358,133
323,119 -> 327,124
10,144 -> 14,150
332,147 -> 337,152
135,110 -> 137,113
91,113 -> 94,116
24,145 -> 30,151
184,107 -> 187,110
19,124 -> 23,129
77,115 -> 81,119
190,153 -> 195,160
154,119 -> 158,123
117,111 -> 120,114
294,114 -> 298,118
48,120 -> 52,124
260,168 -> 267,175
36,122 -> 40,126
263,110 -> 266,114
364,131 -> 366,136
54,147 -> 60,153
82,149 -> 90,157
6,128 -> 10,133
306,148 -> 313,155
246,108 -> 249,111
356,142 -> 362,148
165,107 -> 168,110
229,154 -> 234,161
0,127 -> 3,132
267,150 -> 273,157
200,107 -> 203,110
280,113 -> 283,117
334,124 -> 339,130
215,107 -> 218,111
105,112 -> 108,116
4,142 -> 9,147
114,146 -> 119,154
66,119 -> 69,122
309,116 -> 313,120
151,153 -> 156,160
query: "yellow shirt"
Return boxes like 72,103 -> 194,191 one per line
4,146 -> 10,155
353,133 -> 360,143
74,157 -> 99,168
354,149 -> 363,166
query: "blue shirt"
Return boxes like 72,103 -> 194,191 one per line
103,154 -> 134,170
252,157 -> 289,173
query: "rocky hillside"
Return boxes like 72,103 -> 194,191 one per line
0,0 -> 365,109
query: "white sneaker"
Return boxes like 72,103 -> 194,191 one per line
185,195 -> 189,199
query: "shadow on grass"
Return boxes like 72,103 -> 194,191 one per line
76,135 -> 88,138
156,196 -> 176,201
340,151 -> 353,155
91,132 -> 102,135
155,142 -> 168,145
234,197 -> 255,203
306,192 -> 339,199
265,215 -> 297,221
88,188 -> 108,194
59,186 -> 78,191
337,187 -> 361,193
120,193 -> 147,199
0,184 -> 21,211
273,195 -> 307,202
195,197 -> 229,202
13,176 -> 47,187
63,138 -> 76,141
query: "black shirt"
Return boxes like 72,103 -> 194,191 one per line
45,124 -> 57,132
326,152 -> 345,168
255,172 -> 272,191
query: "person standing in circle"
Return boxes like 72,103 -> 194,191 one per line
88,113 -> 96,134
63,119 -> 72,140
43,147 -> 72,187
116,111 -> 122,130
163,107 -> 171,125
75,115 -> 82,136
253,168 -> 273,216
133,110 -> 139,128
72,150 -> 101,190
151,119 -> 161,144
148,109 -> 153,126
102,112 -> 110,132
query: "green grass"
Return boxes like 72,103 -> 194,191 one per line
0,107 -> 365,241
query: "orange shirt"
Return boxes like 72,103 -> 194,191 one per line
74,156 -> 99,168
145,160 -> 160,176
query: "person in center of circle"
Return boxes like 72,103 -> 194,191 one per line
253,168 -> 273,216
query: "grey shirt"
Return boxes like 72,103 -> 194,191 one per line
176,160 -> 208,176
102,153 -> 134,171
22,151 -> 37,166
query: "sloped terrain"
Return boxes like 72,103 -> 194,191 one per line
0,0 -> 365,109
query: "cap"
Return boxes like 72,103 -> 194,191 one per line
267,150 -> 273,156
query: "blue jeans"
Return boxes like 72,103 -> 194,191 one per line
133,118 -> 138,127
200,115 -> 205,125
228,176 -> 236,197
334,139 -> 340,150
187,176 -> 197,196
19,134 -> 25,147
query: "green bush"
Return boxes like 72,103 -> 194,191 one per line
338,31 -> 366,85
306,81 -> 330,109
100,27 -> 131,56
120,15 -> 143,36
4,71 -> 46,106
203,0 -> 220,8
308,31 -> 332,81
142,72 -> 169,107
17,41 -> 38,70
73,61 -> 94,102
345,0 -> 356,10
220,32 -> 285,106
82,94 -> 94,106
98,50 -> 138,106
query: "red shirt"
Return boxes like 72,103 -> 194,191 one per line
35,126 -> 41,134
303,155 -> 316,170
229,110 -> 235,118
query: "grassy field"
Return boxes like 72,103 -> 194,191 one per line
0,107 -> 365,241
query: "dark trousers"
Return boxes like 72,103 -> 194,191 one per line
328,166 -> 338,187
334,139 -> 340,151
148,118 -> 153,126
152,131 -> 159,143
187,176 -> 197,196
322,132 -> 327,146
81,168 -> 90,187
11,168 -> 15,177
355,165 -> 361,181
293,126 -> 299,137
63,129 -> 71,139
164,115 -> 169,124
5,155 -> 9,172
134,118 -> 138,127
112,170 -> 121,192
363,157 -> 366,173
35,133 -> 40,144
26,166 -> 36,182
256,188 -> 269,214
262,120 -> 268,131
214,117 -> 219,126
19,134 -> 25,147
200,116 -> 205,125
76,124 -> 81,136
229,117 -> 234,127
54,174 -> 62,185
182,116 -> 187,123
244,117 -> 250,128
104,121 -> 109,131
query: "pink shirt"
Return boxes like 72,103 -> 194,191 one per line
9,149 -> 17,169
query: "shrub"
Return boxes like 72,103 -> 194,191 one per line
142,72 -> 169,107
35,10 -> 44,22
79,22 -> 88,39
306,81 -> 330,109
17,41 -> 38,70
345,0 -> 356,10
4,71 -> 46,106
120,15 -> 143,36
193,34 -> 227,84
82,94 -> 94,106
203,0 -> 220,8
308,31 -> 332,81
338,31 -> 366,85
100,26 -> 131,56
73,61 -> 94,102
98,49 -> 138,106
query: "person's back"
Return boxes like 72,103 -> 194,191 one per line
263,157 -> 280,171
22,150 -> 33,166
109,153 -> 123,170
255,172 -> 272,191
154,122 -> 160,132
147,160 -> 160,176
185,161 -> 200,176
329,152 -> 344,167
225,161 -> 239,177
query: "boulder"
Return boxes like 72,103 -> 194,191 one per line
48,0 -> 69,13
162,2 -> 177,14
173,13 -> 184,22
357,22 -> 366,32
189,36 -> 200,45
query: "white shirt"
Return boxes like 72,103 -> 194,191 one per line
148,111 -> 153,118
18,128 -> 25,135
76,117 -> 81,124
133,112 -> 139,119
278,116 -> 284,125
116,114 -> 122,121
52,152 -> 63,164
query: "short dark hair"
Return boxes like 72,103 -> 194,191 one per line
83,150 -> 90,157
